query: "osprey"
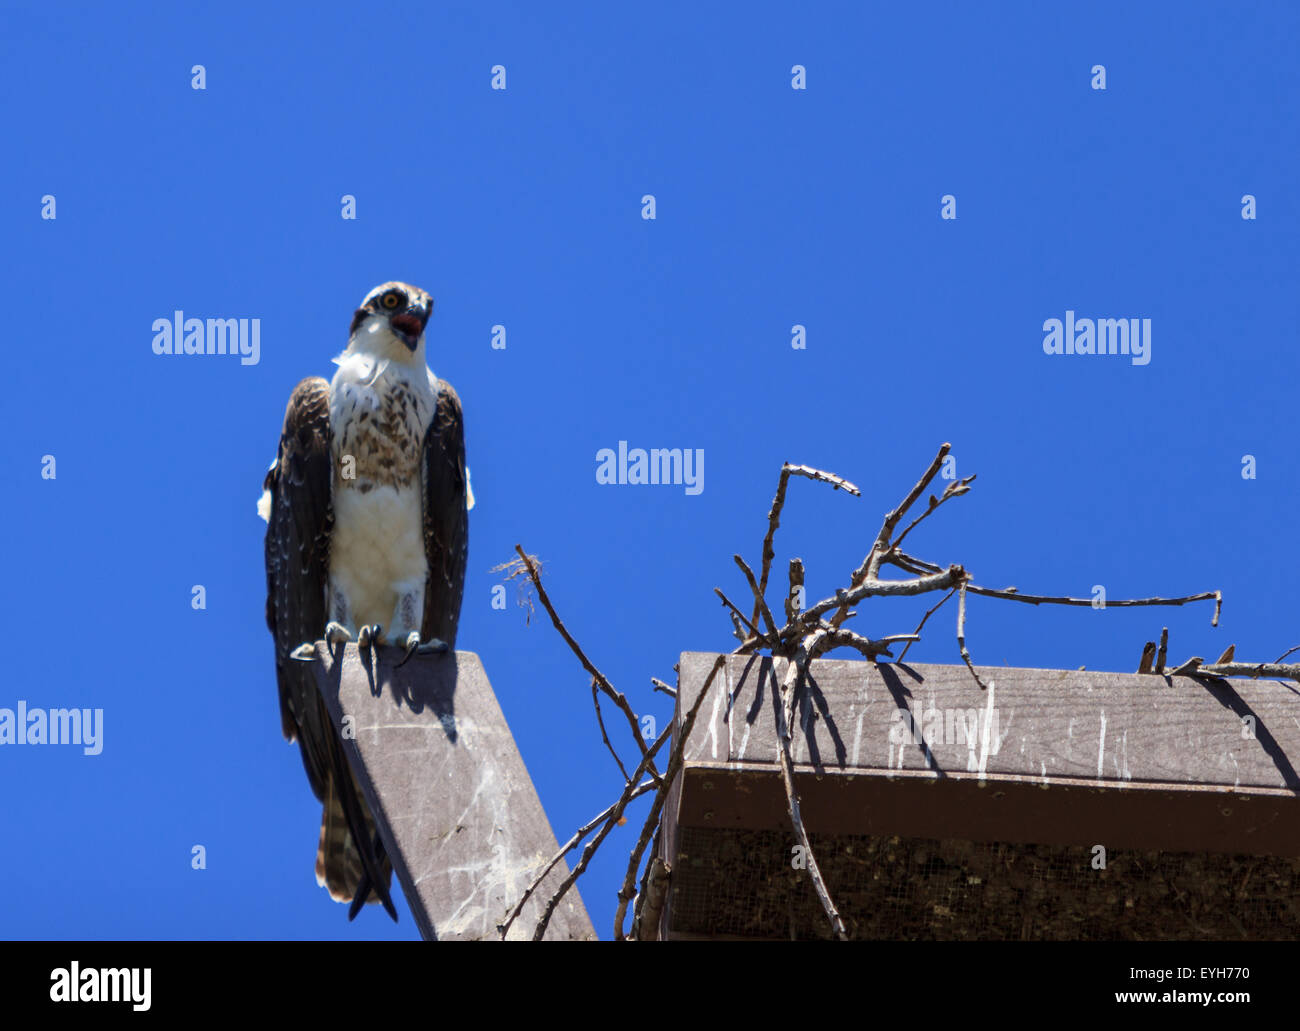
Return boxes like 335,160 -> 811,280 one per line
259,281 -> 471,919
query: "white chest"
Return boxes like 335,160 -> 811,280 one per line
329,354 -> 437,490
326,353 -> 438,629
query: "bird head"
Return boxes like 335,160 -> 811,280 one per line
348,282 -> 434,359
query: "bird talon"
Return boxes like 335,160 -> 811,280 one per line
325,621 -> 353,646
396,631 -> 421,669
357,624 -> 383,649
290,642 -> 318,662
396,634 -> 450,668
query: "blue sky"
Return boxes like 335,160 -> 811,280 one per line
0,2 -> 1295,940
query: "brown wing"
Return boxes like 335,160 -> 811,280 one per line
264,376 -> 396,918
263,376 -> 334,798
420,378 -> 469,647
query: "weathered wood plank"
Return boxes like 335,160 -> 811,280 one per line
310,644 -> 595,940
670,652 -> 1300,855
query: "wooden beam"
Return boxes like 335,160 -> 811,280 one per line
659,652 -> 1300,939
670,651 -> 1300,850
309,643 -> 595,940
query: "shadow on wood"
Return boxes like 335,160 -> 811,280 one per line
308,642 -> 595,940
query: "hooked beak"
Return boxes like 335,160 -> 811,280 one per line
388,308 -> 427,352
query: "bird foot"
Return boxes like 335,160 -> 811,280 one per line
325,621 -> 353,647
396,632 -> 450,668
290,642 -> 318,662
357,624 -> 383,649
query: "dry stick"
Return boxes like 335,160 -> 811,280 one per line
630,856 -> 671,941
514,545 -> 655,771
783,464 -> 862,496
613,654 -> 728,940
650,677 -> 676,698
735,553 -> 780,642
1156,627 -> 1169,674
751,463 -> 860,631
527,723 -> 674,941
889,474 -> 976,556
751,464 -> 795,630
827,443 -> 953,631
773,629 -> 847,939
956,581 -> 990,690
1270,645 -> 1300,665
715,587 -> 768,645
497,776 -> 658,938
737,560 -> 954,658
865,443 -> 952,581
821,627 -> 918,661
628,820 -> 664,936
888,550 -> 1222,624
590,676 -> 631,784
898,586 -> 959,662
800,565 -> 965,625
785,558 -> 805,623
1197,661 -> 1300,682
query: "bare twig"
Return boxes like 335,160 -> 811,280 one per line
527,726 -> 673,941
800,565 -> 965,625
822,445 -> 954,632
821,627 -> 917,661
751,463 -> 859,631
956,581 -> 990,691
783,464 -> 861,496
514,545 -> 654,772
1156,627 -> 1169,674
752,466 -> 795,630
772,630 -> 847,939
785,558 -> 805,623
735,554 -> 780,642
897,586 -> 958,662
1196,662 -> 1300,682
865,443 -> 952,581
650,677 -> 676,698
888,551 -> 1221,624
590,676 -> 632,784
497,776 -> 658,939
1168,656 -> 1203,677
630,856 -> 671,941
890,473 -> 976,555
715,587 -> 768,646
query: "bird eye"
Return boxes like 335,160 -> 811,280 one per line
381,292 -> 401,309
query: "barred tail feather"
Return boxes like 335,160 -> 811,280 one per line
315,778 -> 392,906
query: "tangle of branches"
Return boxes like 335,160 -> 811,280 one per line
497,443 -> 1294,941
